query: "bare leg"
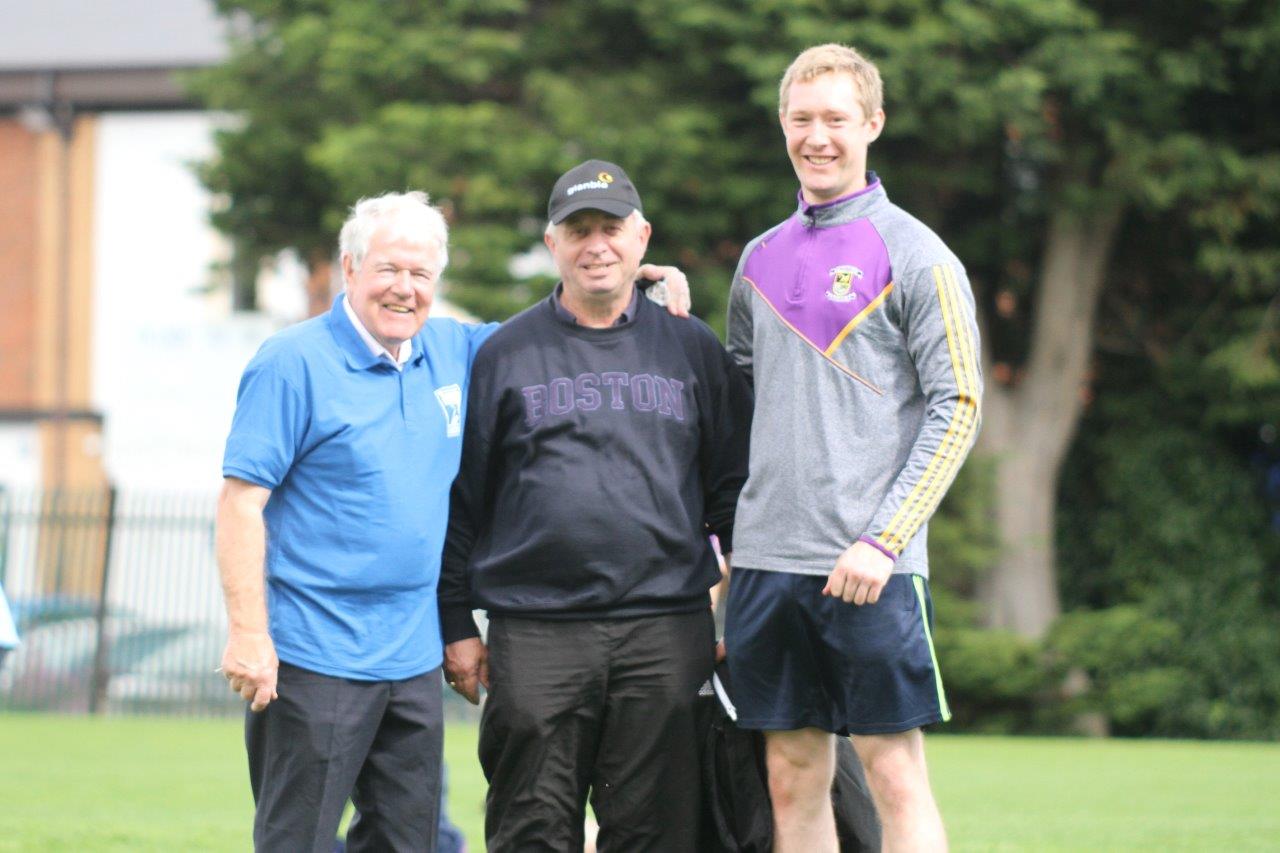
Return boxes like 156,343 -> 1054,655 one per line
764,728 -> 838,853
851,729 -> 947,852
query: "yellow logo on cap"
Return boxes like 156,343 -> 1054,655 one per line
598,172 -> 614,184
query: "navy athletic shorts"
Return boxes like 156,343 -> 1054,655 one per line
724,568 -> 951,736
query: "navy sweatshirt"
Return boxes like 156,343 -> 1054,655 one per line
438,291 -> 752,643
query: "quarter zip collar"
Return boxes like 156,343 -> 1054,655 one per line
797,172 -> 887,228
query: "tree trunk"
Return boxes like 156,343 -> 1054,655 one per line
305,249 -> 336,318
977,203 -> 1122,638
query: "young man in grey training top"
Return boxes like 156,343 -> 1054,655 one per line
724,43 -> 983,852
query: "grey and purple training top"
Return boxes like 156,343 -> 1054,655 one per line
726,176 -> 982,579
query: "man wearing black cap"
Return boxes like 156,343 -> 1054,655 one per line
438,159 -> 752,852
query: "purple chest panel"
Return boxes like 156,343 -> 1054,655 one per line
744,217 -> 892,353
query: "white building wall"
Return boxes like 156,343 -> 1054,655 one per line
90,111 -> 299,494
82,112 -> 296,623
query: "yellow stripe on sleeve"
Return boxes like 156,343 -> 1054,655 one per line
886,265 -> 980,549
877,264 -> 978,552
946,264 -> 981,399
877,265 -> 968,549
887,265 -> 980,549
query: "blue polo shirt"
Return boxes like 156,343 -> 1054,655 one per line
223,294 -> 497,680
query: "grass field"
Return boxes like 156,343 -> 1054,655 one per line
1,713 -> 1277,851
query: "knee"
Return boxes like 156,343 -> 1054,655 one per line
861,745 -> 926,814
766,739 -> 833,808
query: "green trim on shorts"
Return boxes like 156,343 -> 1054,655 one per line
912,574 -> 951,722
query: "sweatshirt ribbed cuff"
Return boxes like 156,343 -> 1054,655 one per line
858,535 -> 899,562
440,605 -> 480,644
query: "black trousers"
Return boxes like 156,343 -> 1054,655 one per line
480,610 -> 715,853
246,662 -> 444,853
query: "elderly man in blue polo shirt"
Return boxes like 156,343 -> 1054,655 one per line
217,190 -> 690,852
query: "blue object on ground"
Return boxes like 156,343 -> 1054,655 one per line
0,585 -> 19,649
330,762 -> 467,853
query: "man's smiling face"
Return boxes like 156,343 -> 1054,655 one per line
544,209 -> 651,304
781,71 -> 884,205
342,226 -> 441,353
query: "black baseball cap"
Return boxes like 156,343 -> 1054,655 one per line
547,159 -> 643,224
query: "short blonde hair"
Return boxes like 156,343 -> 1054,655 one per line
778,43 -> 883,118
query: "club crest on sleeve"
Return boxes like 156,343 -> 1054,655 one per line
434,384 -> 463,437
825,265 -> 864,303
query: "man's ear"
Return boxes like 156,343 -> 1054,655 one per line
866,108 -> 886,144
340,252 -> 355,288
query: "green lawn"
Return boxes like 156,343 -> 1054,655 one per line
1,713 -> 1276,851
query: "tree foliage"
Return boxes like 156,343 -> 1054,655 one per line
192,0 -> 1280,736
1054,357 -> 1280,739
193,0 -> 1280,326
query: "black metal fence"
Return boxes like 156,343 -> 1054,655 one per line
0,488 -> 239,716
0,488 -> 480,719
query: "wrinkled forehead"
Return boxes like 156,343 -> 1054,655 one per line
364,222 -> 443,261
561,209 -> 627,229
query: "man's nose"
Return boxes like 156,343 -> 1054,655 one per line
809,122 -> 830,145
585,230 -> 612,253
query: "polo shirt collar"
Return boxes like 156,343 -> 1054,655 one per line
327,292 -> 423,371
341,294 -> 413,370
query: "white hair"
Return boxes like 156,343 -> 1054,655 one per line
339,191 -> 449,271
544,209 -> 648,239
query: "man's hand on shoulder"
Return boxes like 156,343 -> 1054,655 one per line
221,631 -> 279,712
444,637 -> 489,706
637,264 -> 692,318
823,541 -> 894,606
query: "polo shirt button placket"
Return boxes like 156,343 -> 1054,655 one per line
398,368 -> 412,424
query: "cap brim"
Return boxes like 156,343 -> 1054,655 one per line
550,198 -> 638,224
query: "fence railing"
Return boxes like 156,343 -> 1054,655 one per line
0,488 -> 479,719
0,488 -> 239,716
